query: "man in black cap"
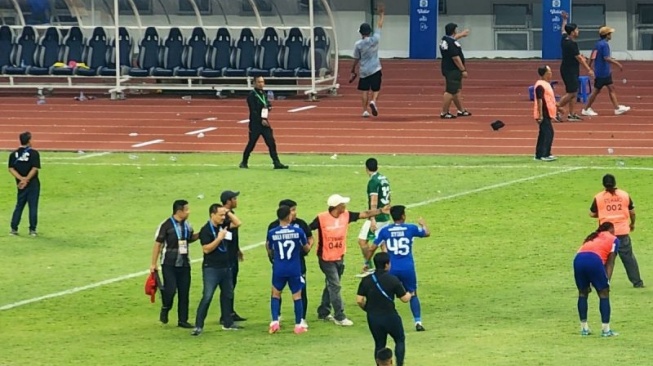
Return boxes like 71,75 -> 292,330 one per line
439,23 -> 472,119
8,131 -> 41,236
220,190 -> 247,322
589,174 -> 644,288
350,3 -> 384,118
239,75 -> 289,170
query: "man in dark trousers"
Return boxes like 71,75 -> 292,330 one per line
150,199 -> 200,328
357,252 -> 412,366
590,174 -> 644,288
220,190 -> 247,322
439,22 -> 472,119
8,132 -> 41,236
267,199 -> 314,328
239,76 -> 288,170
533,65 -> 557,162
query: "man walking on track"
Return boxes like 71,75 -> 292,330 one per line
239,76 -> 289,170
589,174 -> 644,288
533,65 -> 557,162
581,27 -> 631,116
558,11 -> 594,122
439,23 -> 472,119
350,4 -> 384,118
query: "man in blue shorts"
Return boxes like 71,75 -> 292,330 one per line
350,4 -> 384,118
266,205 -> 310,335
573,222 -> 619,337
365,205 -> 430,331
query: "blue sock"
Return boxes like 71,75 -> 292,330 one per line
577,296 -> 588,321
599,297 -> 611,324
293,298 -> 304,325
271,297 -> 281,321
410,295 -> 422,323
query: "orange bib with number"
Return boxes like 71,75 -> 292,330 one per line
318,211 -> 350,261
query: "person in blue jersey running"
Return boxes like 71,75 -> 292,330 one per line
365,205 -> 430,331
266,205 -> 310,335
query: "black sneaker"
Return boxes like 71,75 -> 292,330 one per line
159,308 -> 169,324
222,324 -> 243,330
191,327 -> 203,336
273,163 -> 289,170
29,230 -> 37,237
239,162 -> 248,169
416,323 -> 426,332
178,321 -> 194,328
10,230 -> 18,236
232,313 -> 247,322
440,113 -> 457,119
457,110 -> 471,117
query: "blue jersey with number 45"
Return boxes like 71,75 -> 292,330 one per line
374,223 -> 427,271
267,225 -> 308,277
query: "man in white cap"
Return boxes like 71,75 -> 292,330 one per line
308,194 -> 390,326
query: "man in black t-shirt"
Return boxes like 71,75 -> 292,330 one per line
558,12 -> 594,122
357,252 -> 412,366
439,23 -> 472,119
220,190 -> 247,322
8,132 -> 41,236
267,199 -> 314,328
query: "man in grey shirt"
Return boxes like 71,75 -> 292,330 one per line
351,4 -> 385,118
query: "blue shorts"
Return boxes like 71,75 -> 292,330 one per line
272,273 -> 305,294
390,269 -> 417,293
573,252 -> 609,291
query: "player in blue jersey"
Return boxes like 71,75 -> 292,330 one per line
365,205 -> 430,331
266,205 -> 310,335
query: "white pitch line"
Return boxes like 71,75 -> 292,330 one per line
0,167 -> 580,311
237,119 -> 249,123
132,139 -> 164,148
185,127 -> 217,135
288,105 -> 317,113
73,152 -> 112,160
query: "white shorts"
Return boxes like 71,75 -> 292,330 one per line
358,219 -> 390,241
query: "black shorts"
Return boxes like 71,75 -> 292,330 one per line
594,75 -> 613,89
443,69 -> 462,94
357,70 -> 382,92
560,69 -> 579,93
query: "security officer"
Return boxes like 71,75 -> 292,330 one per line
8,131 -> 41,236
220,190 -> 247,322
239,76 -> 289,170
356,252 -> 412,366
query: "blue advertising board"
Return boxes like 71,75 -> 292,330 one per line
409,0 -> 438,59
542,0 -> 572,59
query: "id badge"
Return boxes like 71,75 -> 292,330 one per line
178,240 -> 188,255
261,108 -> 269,119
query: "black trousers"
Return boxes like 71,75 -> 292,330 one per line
535,117 -> 554,159
161,264 -> 191,323
11,183 -> 40,231
367,312 -> 406,366
241,125 -> 280,164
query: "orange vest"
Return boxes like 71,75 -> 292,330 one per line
317,210 -> 350,261
577,231 -> 618,264
532,80 -> 557,119
594,189 -> 631,235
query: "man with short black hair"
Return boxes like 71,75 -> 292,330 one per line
350,4 -> 384,118
8,132 -> 41,236
150,200 -> 200,328
191,203 -> 242,336
376,347 -> 394,366
439,22 -> 471,119
220,190 -> 247,322
267,199 -> 314,328
357,252 -> 411,366
533,65 -> 557,162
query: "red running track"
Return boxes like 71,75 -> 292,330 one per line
1,59 -> 652,156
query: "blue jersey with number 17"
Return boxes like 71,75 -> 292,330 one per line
374,223 -> 427,271
267,225 -> 308,277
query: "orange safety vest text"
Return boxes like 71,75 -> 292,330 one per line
318,210 -> 350,261
532,80 -> 557,120
577,231 -> 618,264
594,189 -> 631,235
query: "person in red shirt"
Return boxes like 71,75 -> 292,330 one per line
573,222 -> 619,337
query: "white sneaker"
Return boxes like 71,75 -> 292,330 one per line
334,318 -> 354,326
362,111 -> 370,118
300,319 -> 308,328
581,108 -> 598,116
615,105 -> 631,115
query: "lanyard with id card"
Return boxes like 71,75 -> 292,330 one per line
208,221 -> 229,253
255,91 -> 269,119
171,217 -> 189,255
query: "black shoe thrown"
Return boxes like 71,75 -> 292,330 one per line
178,321 -> 194,328
159,308 -> 169,324
232,313 -> 247,322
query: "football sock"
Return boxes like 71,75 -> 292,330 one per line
293,299 -> 304,325
577,296 -> 588,323
271,297 -> 281,322
599,297 -> 611,324
410,296 -> 422,323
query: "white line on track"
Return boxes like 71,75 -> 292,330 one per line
0,167 -> 581,311
185,127 -> 217,135
132,139 -> 164,148
288,105 -> 317,113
